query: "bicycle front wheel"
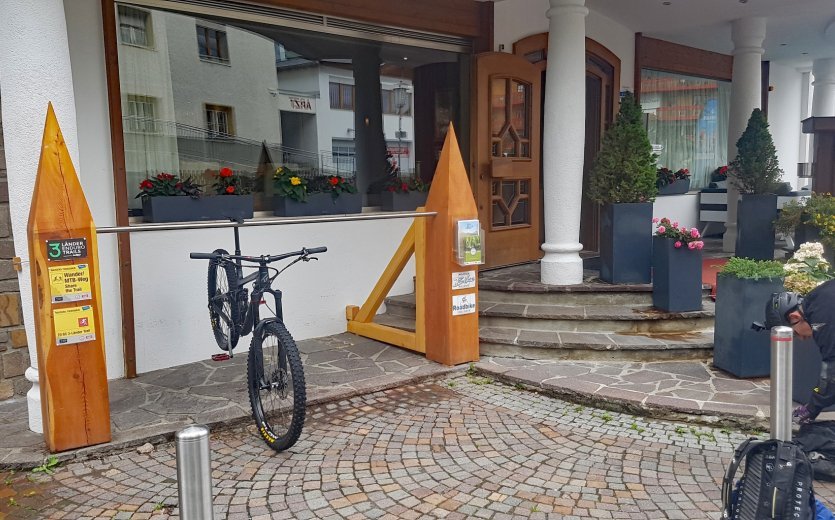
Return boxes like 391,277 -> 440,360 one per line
207,249 -> 240,351
247,321 -> 306,452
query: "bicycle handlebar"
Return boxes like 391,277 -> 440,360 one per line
189,247 -> 327,263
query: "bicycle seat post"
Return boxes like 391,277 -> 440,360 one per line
231,217 -> 243,270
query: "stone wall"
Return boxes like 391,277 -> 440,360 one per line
0,107 -> 29,399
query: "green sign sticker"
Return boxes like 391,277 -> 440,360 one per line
45,238 -> 88,261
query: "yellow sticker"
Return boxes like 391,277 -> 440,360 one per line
53,305 -> 96,346
48,264 -> 92,303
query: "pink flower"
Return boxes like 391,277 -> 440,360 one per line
672,221 -> 679,228
690,228 -> 700,238
652,217 -> 659,223
695,241 -> 704,250
688,242 -> 696,250
674,241 -> 682,248
658,226 -> 666,234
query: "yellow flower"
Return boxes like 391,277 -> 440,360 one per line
275,167 -> 285,176
290,176 -> 301,186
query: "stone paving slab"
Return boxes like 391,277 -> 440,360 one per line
0,333 -> 459,468
476,356 -> 773,430
8,377 -> 835,518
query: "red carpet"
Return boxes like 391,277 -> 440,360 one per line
703,258 -> 728,299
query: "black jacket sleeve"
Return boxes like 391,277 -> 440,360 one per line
805,280 -> 835,360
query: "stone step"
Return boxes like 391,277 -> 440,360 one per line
384,293 -> 714,334
372,313 -> 713,361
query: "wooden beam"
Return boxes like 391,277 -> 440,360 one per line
414,213 -> 426,353
352,222 -> 415,323
347,321 -> 421,352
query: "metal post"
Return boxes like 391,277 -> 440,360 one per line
770,326 -> 794,441
175,425 -> 214,519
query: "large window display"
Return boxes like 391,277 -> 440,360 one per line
640,69 -> 731,189
114,2 -> 469,213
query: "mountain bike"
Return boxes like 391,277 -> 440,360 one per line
190,224 -> 326,452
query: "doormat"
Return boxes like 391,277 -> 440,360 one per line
703,258 -> 728,300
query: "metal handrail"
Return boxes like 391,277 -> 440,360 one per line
96,211 -> 436,234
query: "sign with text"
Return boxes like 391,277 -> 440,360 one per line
48,264 -> 92,303
452,271 -> 477,290
45,238 -> 88,261
53,305 -> 96,346
451,293 -> 476,316
279,94 -> 316,113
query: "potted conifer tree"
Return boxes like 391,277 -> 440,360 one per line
587,92 -> 658,284
730,108 -> 782,261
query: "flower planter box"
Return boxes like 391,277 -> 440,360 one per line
651,236 -> 702,312
141,194 -> 253,223
713,274 -> 784,378
599,202 -> 653,284
273,193 -> 362,217
657,178 -> 690,196
735,193 -> 778,261
380,191 -> 428,212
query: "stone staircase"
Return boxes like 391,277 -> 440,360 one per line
376,263 -> 716,362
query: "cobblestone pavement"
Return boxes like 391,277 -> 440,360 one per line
3,375 -> 834,519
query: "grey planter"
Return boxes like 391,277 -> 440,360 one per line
713,274 -> 784,378
735,193 -> 778,261
651,237 -> 702,312
657,178 -> 691,196
380,191 -> 428,211
273,193 -> 362,217
141,194 -> 253,223
599,202 -> 653,284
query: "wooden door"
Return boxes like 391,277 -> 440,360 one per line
472,53 -> 541,268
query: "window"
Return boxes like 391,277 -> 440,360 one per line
206,104 -> 233,137
329,82 -> 354,110
125,95 -> 159,133
197,25 -> 229,63
641,69 -> 731,189
332,139 -> 356,171
118,5 -> 152,48
382,89 -> 412,116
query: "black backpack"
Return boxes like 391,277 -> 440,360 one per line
722,438 -> 816,519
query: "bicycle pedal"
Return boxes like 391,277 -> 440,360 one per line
211,353 -> 231,362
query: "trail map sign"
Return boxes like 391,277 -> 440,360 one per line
27,103 -> 110,452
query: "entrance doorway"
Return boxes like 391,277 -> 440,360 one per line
510,35 -> 620,257
472,53 -> 542,268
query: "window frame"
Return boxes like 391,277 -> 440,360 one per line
196,24 -> 230,64
329,82 -> 355,111
205,104 -> 234,138
118,5 -> 153,49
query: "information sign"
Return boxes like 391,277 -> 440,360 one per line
53,305 -> 96,346
48,264 -> 92,303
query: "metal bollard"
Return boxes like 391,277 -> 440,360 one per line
770,326 -> 794,441
175,425 -> 214,519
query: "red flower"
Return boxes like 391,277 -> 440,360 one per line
329,176 -> 339,186
219,167 -> 233,178
225,186 -> 235,194
386,186 -> 396,192
401,182 -> 409,192
140,179 -> 153,190
175,182 -> 183,190
157,173 -> 174,181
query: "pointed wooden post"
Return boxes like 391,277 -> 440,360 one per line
27,103 -> 110,452
423,125 -> 480,365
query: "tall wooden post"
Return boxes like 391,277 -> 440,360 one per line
27,104 -> 110,452
424,126 -> 480,365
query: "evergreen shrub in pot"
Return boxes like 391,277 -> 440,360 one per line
713,256 -> 784,377
587,92 -> 658,284
730,108 -> 782,261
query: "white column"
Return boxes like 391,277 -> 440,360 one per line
0,0 -> 80,433
812,59 -> 835,117
799,67 -> 813,189
540,0 -> 587,285
723,17 -> 766,253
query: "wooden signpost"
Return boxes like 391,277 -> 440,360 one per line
27,103 -> 110,452
347,125 -> 481,365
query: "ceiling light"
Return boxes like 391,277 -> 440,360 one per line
662,1 -> 671,4
739,0 -> 748,3
780,43 -> 788,47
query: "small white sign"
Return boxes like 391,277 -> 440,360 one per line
452,271 -> 477,290
452,294 -> 476,316
278,94 -> 316,113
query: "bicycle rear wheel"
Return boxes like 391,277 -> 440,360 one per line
207,249 -> 240,351
247,321 -> 306,452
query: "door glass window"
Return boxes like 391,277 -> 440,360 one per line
490,77 -> 531,158
490,180 -> 530,228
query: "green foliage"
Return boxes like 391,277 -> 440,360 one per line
136,173 -> 202,199
383,176 -> 430,193
729,109 -> 782,194
274,166 -> 308,202
31,456 -> 59,475
587,92 -> 658,204
719,256 -> 785,281
308,175 -> 358,201
776,193 -> 835,249
212,167 -> 252,196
